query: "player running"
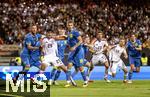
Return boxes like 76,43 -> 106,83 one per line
66,20 -> 88,87
39,31 -> 72,87
90,32 -> 110,82
108,38 -> 128,83
49,26 -> 67,85
127,34 -> 142,83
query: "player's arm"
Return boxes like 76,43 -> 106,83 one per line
54,35 -> 67,40
123,48 -> 128,59
87,38 -> 97,53
103,40 -> 109,52
135,45 -> 142,51
26,38 -> 39,50
70,35 -> 83,51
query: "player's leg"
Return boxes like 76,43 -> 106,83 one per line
72,65 -> 79,78
118,60 -> 128,83
74,48 -> 88,87
53,57 -> 76,87
30,61 -> 46,87
110,61 -> 118,78
41,56 -> 53,85
53,68 -> 61,85
100,54 -> 110,82
84,60 -> 93,82
13,54 -> 30,85
50,66 -> 57,84
128,56 -> 135,83
134,58 -> 141,73
52,58 -> 66,85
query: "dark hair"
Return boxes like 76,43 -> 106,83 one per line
67,20 -> 74,24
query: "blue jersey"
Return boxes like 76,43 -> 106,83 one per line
20,33 -> 39,66
67,29 -> 81,48
29,41 -> 41,60
37,33 -> 42,40
127,39 -> 142,58
57,40 -> 67,60
82,44 -> 89,55
29,41 -> 41,67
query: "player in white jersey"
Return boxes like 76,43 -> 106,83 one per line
90,32 -> 110,82
39,31 -> 72,86
108,38 -> 128,83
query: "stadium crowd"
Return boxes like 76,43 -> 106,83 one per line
0,0 -> 149,48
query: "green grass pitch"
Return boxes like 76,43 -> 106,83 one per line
50,80 -> 150,97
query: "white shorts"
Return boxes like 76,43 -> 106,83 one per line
91,53 -> 108,65
42,55 -> 64,67
110,59 -> 127,74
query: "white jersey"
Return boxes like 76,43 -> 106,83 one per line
109,44 -> 126,62
42,37 -> 58,57
93,39 -> 108,54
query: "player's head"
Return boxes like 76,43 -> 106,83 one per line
67,20 -> 74,31
46,30 -> 53,38
31,24 -> 37,35
58,25 -> 65,35
130,34 -> 136,42
97,32 -> 103,39
119,38 -> 125,47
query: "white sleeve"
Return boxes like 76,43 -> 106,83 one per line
42,38 -> 46,47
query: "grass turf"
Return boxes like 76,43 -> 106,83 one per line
50,80 -> 150,97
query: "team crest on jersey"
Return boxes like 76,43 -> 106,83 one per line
69,34 -> 73,38
80,59 -> 84,63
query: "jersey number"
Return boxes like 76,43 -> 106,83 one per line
48,44 -> 52,48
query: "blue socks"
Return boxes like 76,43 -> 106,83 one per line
128,71 -> 133,80
54,70 -> 61,81
50,68 -> 57,80
81,70 -> 87,81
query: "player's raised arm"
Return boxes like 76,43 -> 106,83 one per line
54,35 -> 67,40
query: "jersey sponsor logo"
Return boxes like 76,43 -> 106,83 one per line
69,34 -> 73,38
80,59 -> 84,64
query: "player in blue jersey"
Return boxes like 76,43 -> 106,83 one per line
72,35 -> 92,82
49,26 -> 67,85
127,34 -> 142,83
13,25 -> 41,85
66,20 -> 88,87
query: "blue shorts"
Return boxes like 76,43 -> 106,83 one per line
74,59 -> 89,69
129,56 -> 141,67
30,58 -> 41,67
20,53 -> 30,66
68,47 -> 84,68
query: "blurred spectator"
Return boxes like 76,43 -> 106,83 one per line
0,0 -> 149,49
9,58 -> 18,66
0,37 -> 4,44
141,53 -> 148,66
